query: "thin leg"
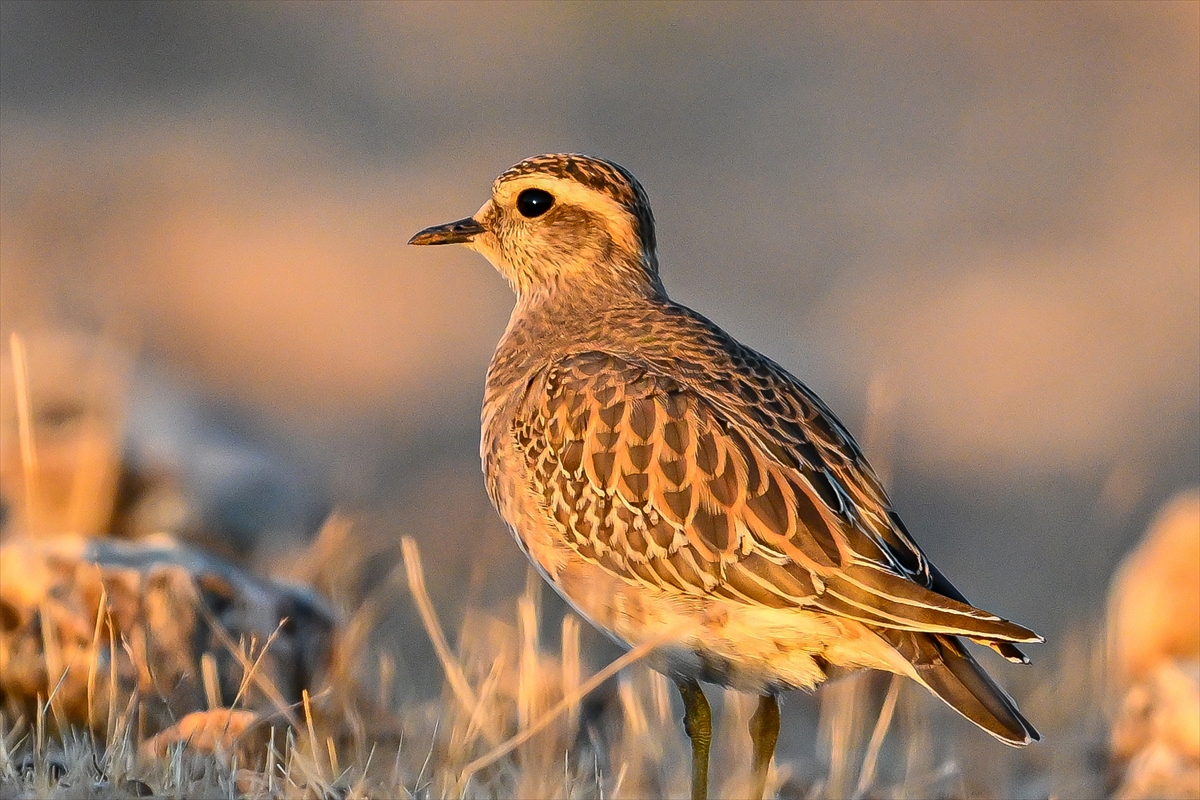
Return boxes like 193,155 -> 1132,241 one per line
749,693 -> 780,800
676,678 -> 711,800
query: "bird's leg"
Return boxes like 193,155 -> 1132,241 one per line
676,678 -> 712,800
749,693 -> 780,800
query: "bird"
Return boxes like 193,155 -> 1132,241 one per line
409,153 -> 1041,800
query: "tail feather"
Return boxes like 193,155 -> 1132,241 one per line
881,629 -> 1041,746
978,638 -> 1032,664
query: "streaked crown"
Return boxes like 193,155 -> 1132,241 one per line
495,153 -> 658,259
410,153 -> 663,300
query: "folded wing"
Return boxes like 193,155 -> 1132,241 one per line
513,351 -> 1040,648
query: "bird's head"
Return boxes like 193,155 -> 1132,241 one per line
409,153 -> 663,301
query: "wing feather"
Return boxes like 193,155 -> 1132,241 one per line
515,351 -> 1039,646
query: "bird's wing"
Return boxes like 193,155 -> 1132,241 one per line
699,345 -> 1037,660
513,350 -> 1039,646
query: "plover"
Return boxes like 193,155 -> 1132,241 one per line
410,153 -> 1041,800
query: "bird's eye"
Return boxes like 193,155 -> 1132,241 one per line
516,188 -> 554,218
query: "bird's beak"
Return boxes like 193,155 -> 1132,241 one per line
408,216 -> 487,246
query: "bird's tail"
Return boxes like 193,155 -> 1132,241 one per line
879,628 -> 1041,746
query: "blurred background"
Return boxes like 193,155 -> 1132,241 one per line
1,0 -> 1196,747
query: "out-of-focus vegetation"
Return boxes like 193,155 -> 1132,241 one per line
1,330 -> 1196,798
1,2 -> 1196,798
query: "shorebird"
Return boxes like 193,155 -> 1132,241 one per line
410,153 -> 1041,799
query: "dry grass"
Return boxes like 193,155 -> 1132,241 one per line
0,526 -> 1109,799
0,329 -> 1153,799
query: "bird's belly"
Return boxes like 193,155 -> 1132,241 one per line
551,553 -> 914,694
505,522 -> 905,694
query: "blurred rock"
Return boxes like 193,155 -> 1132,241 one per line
1106,489 -> 1200,799
115,367 -> 333,561
0,331 -> 129,540
0,534 -> 336,740
1110,661 -> 1200,796
139,708 -> 263,765
1108,490 -> 1200,686
0,329 -> 331,561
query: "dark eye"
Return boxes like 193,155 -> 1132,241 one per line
516,188 -> 554,218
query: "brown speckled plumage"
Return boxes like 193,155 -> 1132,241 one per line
410,153 -> 1041,798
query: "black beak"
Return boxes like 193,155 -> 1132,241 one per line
408,216 -> 487,246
